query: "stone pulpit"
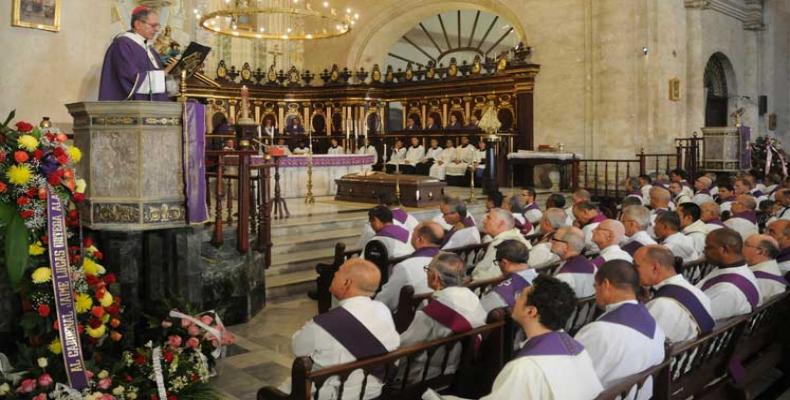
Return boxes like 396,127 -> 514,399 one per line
701,126 -> 751,172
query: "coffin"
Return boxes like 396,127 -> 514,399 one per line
335,172 -> 446,207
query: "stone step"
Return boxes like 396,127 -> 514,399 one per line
267,247 -> 338,276
271,215 -> 369,238
265,269 -> 318,303
270,227 -> 361,255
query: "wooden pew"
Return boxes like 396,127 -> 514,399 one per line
316,243 -> 363,313
257,312 -> 506,400
565,295 -> 600,336
595,359 -> 671,400
680,259 -> 717,285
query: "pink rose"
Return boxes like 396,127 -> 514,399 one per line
16,378 -> 36,393
187,324 -> 201,337
186,337 -> 200,349
85,370 -> 95,380
180,318 -> 192,328
221,332 -> 236,345
38,373 -> 53,387
200,314 -> 214,325
167,335 -> 183,348
33,394 -> 47,400
98,377 -> 112,390
100,394 -> 115,400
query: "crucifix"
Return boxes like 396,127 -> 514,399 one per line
266,44 -> 284,69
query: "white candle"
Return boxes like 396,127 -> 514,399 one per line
384,143 -> 388,163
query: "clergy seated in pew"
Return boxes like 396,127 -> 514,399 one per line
677,202 -> 708,256
375,222 -> 444,311
620,205 -> 658,257
428,139 -> 457,181
550,227 -> 598,298
503,194 -> 534,236
692,176 -> 716,206
575,260 -> 666,398
519,187 -> 543,225
653,211 -> 700,263
472,209 -> 531,281
724,194 -> 760,240
416,139 -> 443,176
399,137 -> 425,175
767,219 -> 790,276
398,253 -> 488,383
385,138 -> 407,174
444,136 -> 476,186
435,275 -> 604,400
700,202 -> 725,232
572,201 -> 608,253
524,209 -> 565,268
479,240 -> 537,313
743,234 -> 789,301
360,206 -> 414,260
438,197 -> 481,250
590,220 -> 633,268
697,228 -> 762,320
326,137 -> 344,155
633,245 -> 715,343
679,258 -> 717,286
357,192 -> 420,248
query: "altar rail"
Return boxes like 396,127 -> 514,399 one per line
205,149 -> 273,263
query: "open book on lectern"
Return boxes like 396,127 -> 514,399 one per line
168,42 -> 212,80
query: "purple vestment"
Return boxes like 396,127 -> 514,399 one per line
598,302 -> 657,339
653,284 -> 715,334
99,33 -> 170,101
517,331 -> 585,358
492,272 -> 533,307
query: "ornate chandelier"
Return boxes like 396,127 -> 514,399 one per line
196,0 -> 359,40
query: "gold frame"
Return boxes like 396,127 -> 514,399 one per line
12,0 -> 61,32
669,77 -> 681,101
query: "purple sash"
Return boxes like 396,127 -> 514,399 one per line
525,202 -> 540,213
733,211 -> 758,224
422,300 -> 475,335
707,219 -> 725,227
46,187 -> 88,390
558,255 -> 596,275
391,208 -> 409,224
462,216 -> 476,228
517,331 -> 584,358
377,224 -> 410,244
492,273 -> 532,307
313,306 -> 389,378
591,256 -> 606,268
587,213 -> 607,225
752,190 -> 765,198
778,248 -> 790,263
700,273 -> 760,311
622,240 -> 644,257
653,284 -> 715,334
515,218 -> 534,235
598,303 -> 657,339
405,246 -> 440,261
627,191 -> 642,198
753,271 -> 790,287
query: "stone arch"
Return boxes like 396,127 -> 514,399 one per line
703,52 -> 737,127
344,0 -> 528,70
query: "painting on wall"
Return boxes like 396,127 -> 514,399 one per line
12,0 -> 61,32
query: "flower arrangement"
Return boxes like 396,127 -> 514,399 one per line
750,135 -> 787,178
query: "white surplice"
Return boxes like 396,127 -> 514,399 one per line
749,259 -> 787,302
375,249 -> 438,311
445,145 -> 477,176
647,274 -> 712,342
404,145 -> 426,166
327,145 -> 345,155
429,146 -> 456,180
697,265 -> 761,320
480,268 -> 538,313
661,232 -> 700,263
682,220 -> 709,256
472,228 -> 531,280
527,242 -> 560,268
441,226 -> 481,250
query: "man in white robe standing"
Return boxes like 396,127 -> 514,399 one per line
743,234 -> 788,301
472,208 -> 531,280
620,205 -> 657,256
551,227 -> 597,298
590,219 -> 633,267
439,197 -> 481,250
654,210 -> 699,263
527,208 -> 567,267
284,259 -> 399,400
634,245 -> 714,342
767,220 -> 790,275
480,240 -> 538,312
677,202 -> 708,256
575,260 -> 666,398
362,206 -> 414,259
697,228 -> 762,320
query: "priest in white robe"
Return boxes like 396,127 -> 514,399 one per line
416,139 -> 443,175
677,202 -> 708,256
648,186 -> 673,238
669,182 -> 692,205
653,210 -> 699,263
620,205 -> 657,256
724,195 -> 759,240
472,209 -> 531,280
362,206 -> 414,259
356,137 -> 378,161
385,139 -> 407,173
439,197 -> 481,250
718,184 -> 737,215
327,138 -> 345,154
527,208 -> 568,267
767,220 -> 790,275
590,220 -> 633,267
634,245 -> 714,342
743,234 -> 788,301
572,202 -> 608,253
520,187 -> 543,225
480,240 -> 538,313
700,202 -> 725,232
401,137 -> 425,174
429,140 -> 456,181
697,228 -> 762,320
445,136 -> 477,181
692,176 -> 715,205
357,194 -> 419,248
552,227 -> 598,298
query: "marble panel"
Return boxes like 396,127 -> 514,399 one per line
90,130 -> 140,198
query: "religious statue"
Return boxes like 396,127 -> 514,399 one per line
496,53 -> 508,72
448,58 -> 458,77
405,63 -> 414,81
371,64 -> 382,83
217,60 -> 228,79
154,25 -> 173,57
288,66 -> 300,85
385,65 -> 394,83
241,62 -> 253,81
471,55 -> 482,74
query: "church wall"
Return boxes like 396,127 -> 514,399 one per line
761,0 -> 790,145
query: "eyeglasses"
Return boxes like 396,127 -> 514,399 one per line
551,237 -> 568,244
141,21 -> 161,30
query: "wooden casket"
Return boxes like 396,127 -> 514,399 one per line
335,172 -> 446,207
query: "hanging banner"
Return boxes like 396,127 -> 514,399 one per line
46,186 -> 88,390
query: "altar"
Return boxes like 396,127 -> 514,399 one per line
252,154 -> 375,199
507,150 -> 581,190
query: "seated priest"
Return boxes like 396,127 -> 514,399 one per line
566,189 -> 592,225
692,176 -> 715,205
669,169 -> 695,198
638,175 -> 654,204
327,137 -> 344,155
425,115 -> 441,131
405,116 -> 421,131
399,252 -> 487,382
700,201 -> 725,232
429,139 -> 456,181
440,197 -> 481,250
772,188 -> 790,220
99,6 -> 175,101
624,177 -> 644,205
356,137 -> 378,161
697,228 -> 761,320
653,211 -> 700,263
464,115 -> 480,130
480,240 -> 538,313
724,194 -> 759,240
648,186 -> 674,238
527,208 -> 568,267
376,222 -> 444,311
362,206 -> 414,259
444,136 -> 477,186
505,194 -> 534,236
285,117 -> 306,135
436,275 -> 603,400
766,220 -> 790,275
472,208 -> 531,280
572,202 -> 607,253
357,193 -> 419,248
520,187 -> 543,225
718,183 -> 737,215
446,113 -> 463,130
634,245 -> 714,343
551,227 -> 597,298
620,205 -> 657,256
282,259 -> 399,399
677,202 -> 708,256
385,138 -> 407,174
474,141 -> 487,182
590,220 -> 633,267
743,234 -> 788,301
292,140 -> 310,155
400,137 -> 425,175
416,139 -> 443,175
575,260 -> 666,396
486,191 -> 505,212
669,181 -> 692,206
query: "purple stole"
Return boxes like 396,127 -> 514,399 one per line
391,208 -> 409,225
558,255 -> 596,275
524,202 -> 540,213
492,272 -> 533,307
733,211 -> 758,224
442,217 -> 476,246
422,299 -> 480,349
701,272 -> 760,311
591,255 -> 605,268
313,307 -> 389,378
377,224 -> 410,244
778,248 -> 790,263
598,303 -> 657,339
653,284 -> 715,334
516,331 -> 584,358
622,240 -> 644,257
751,189 -> 765,198
99,35 -> 169,101
405,246 -> 440,261
753,271 -> 789,287
586,213 -> 607,226
515,218 -> 534,235
696,189 -> 711,196
707,219 -> 725,227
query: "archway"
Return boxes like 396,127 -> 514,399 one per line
703,52 -> 736,127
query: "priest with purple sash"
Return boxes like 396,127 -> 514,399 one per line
552,227 -> 598,298
480,240 -> 538,313
620,205 -> 658,257
634,245 -> 714,342
520,187 -> 543,225
697,228 -> 762,320
700,201 -> 725,233
435,275 -> 602,400
767,220 -> 790,276
648,186 -> 673,238
590,220 -> 633,268
743,234 -> 788,301
724,195 -> 760,240
358,193 -> 419,248
692,176 -> 715,205
526,208 -> 567,267
399,253 -> 487,383
575,260 -> 666,399
376,222 -> 444,311
472,209 -> 531,280
362,206 -> 414,260
99,7 -> 173,101
283,259 -> 399,399
572,202 -> 607,253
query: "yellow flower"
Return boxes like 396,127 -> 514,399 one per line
75,178 -> 87,194
6,164 -> 33,185
86,324 -> 106,338
49,339 -> 62,355
67,146 -> 82,163
31,267 -> 52,284
100,292 -> 114,308
29,241 -> 45,256
17,135 -> 39,152
75,293 -> 93,314
82,258 -> 105,276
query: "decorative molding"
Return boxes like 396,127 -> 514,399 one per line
92,116 -> 138,126
93,203 -> 141,224
143,203 -> 186,223
684,0 -> 764,30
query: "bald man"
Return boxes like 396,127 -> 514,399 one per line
692,176 -> 715,205
725,195 -> 759,240
376,222 -> 445,311
700,202 -> 725,232
697,228 -> 761,320
634,246 -> 713,342
744,234 -> 788,301
552,227 -> 597,298
473,208 -> 531,280
590,220 -> 633,267
767,220 -> 790,275
565,189 -> 591,225
287,259 -> 400,399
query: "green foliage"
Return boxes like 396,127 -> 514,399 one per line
1,205 -> 30,290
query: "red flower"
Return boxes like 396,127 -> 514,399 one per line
20,210 -> 34,219
45,133 -> 55,142
52,320 -> 59,330
26,187 -> 37,197
15,121 -> 34,133
167,395 -> 178,400
84,237 -> 94,247
41,235 -> 48,244
86,274 -> 100,286
16,196 -> 29,206
0,151 -> 5,162
77,324 -> 84,334
57,154 -> 69,165
68,209 -> 79,219
95,287 -> 106,300
88,318 -> 102,329
33,149 -> 44,160
110,318 -> 121,328
0,182 -> 7,193
47,173 -> 62,186
103,272 -> 116,284
37,304 -> 50,317
14,151 -> 29,163
90,306 -> 105,318
163,350 -> 174,363
73,193 -> 85,203
134,353 -> 146,366
124,373 -> 133,383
